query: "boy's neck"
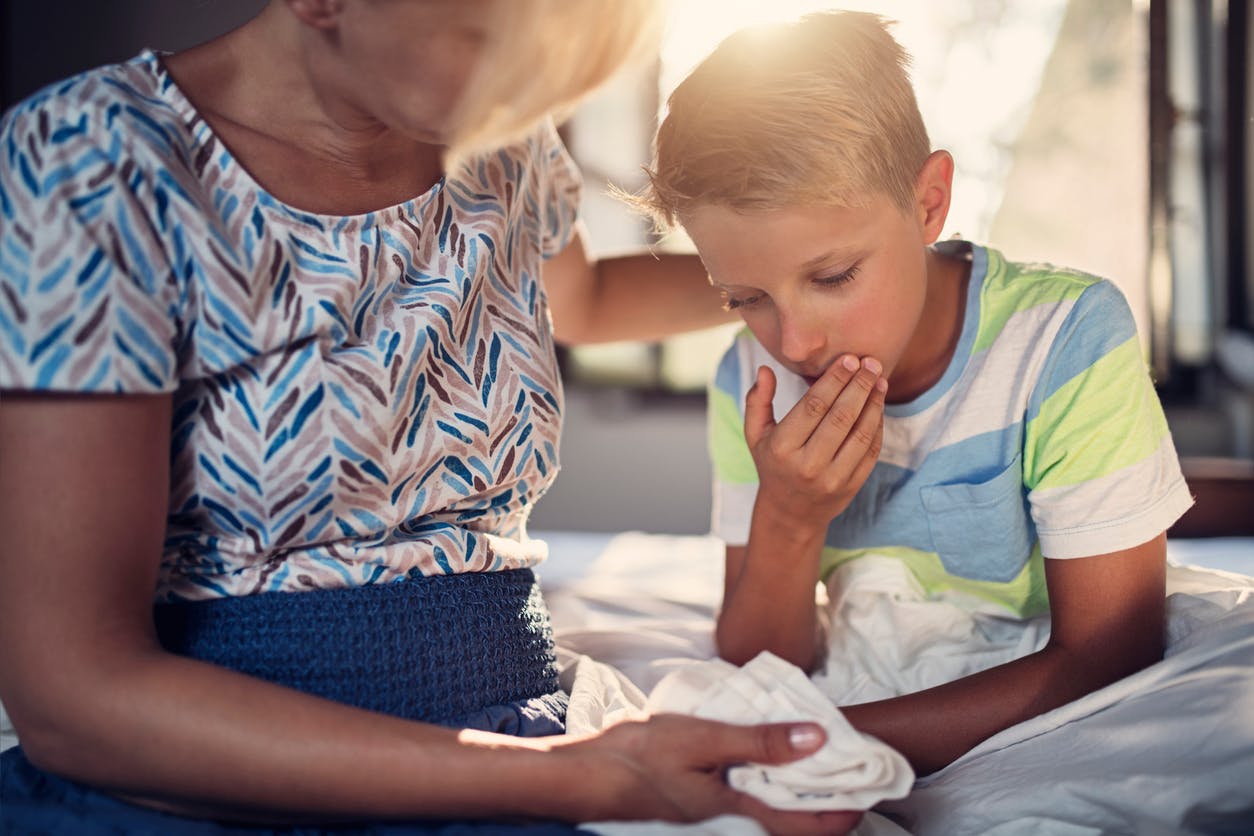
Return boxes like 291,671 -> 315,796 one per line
886,247 -> 972,404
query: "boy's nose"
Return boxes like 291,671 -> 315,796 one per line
778,310 -> 825,365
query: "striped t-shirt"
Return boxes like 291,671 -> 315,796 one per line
709,242 -> 1193,617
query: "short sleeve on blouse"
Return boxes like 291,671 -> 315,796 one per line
535,118 -> 582,259
0,93 -> 180,394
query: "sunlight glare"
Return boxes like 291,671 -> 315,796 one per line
660,0 -> 1068,242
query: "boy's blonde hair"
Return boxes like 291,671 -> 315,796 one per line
445,0 -> 662,165
636,11 -> 930,229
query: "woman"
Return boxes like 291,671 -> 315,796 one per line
0,1 -> 860,833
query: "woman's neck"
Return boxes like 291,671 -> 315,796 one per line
163,5 -> 444,215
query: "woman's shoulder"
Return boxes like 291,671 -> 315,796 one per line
0,53 -> 195,395
2,51 -> 195,197
453,116 -> 577,191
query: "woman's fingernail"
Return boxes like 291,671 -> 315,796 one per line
789,724 -> 825,750
876,377 -> 888,392
840,355 -> 859,372
862,357 -> 882,375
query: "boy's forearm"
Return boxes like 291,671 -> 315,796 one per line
717,508 -> 827,670
842,639 -> 1151,776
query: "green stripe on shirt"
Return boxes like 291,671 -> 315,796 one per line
709,384 -> 758,484
974,252 -> 1097,353
820,542 -> 1050,617
1025,336 -> 1170,490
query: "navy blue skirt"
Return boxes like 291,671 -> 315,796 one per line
1,568 -> 588,835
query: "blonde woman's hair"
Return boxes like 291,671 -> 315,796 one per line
444,0 -> 663,166
634,11 -> 931,230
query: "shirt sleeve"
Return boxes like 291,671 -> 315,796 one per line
535,117 -> 582,259
0,97 -> 180,394
708,336 -> 760,545
1023,279 -> 1193,558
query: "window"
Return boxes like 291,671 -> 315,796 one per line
561,0 -> 1151,392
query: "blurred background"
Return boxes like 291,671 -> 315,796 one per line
4,0 -> 1251,534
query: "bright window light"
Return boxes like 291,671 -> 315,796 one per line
566,0 -> 1148,391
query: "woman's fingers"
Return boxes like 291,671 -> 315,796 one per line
696,719 -> 864,836
699,718 -> 827,767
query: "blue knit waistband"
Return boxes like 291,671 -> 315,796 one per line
153,568 -> 560,725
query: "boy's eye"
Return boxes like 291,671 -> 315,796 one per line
722,293 -> 764,311
813,264 -> 861,287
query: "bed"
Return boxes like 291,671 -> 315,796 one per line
2,534 -> 1251,834
537,530 -> 1254,836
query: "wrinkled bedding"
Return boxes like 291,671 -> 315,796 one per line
540,532 -> 1254,835
2,533 -> 1249,835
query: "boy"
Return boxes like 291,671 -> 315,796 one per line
634,12 -> 1193,775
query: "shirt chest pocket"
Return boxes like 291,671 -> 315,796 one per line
919,455 -> 1034,583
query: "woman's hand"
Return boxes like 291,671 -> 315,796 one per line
744,356 -> 885,534
555,715 -> 862,835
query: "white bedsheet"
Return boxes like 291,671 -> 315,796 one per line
540,532 -> 1254,835
3,534 -> 1251,835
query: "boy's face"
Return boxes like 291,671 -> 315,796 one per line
684,196 -> 933,388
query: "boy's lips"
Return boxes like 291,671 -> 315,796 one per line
797,364 -> 833,384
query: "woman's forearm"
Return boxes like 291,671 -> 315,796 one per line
16,643 -> 584,824
580,252 -> 733,343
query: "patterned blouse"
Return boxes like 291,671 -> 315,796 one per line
0,51 -> 579,602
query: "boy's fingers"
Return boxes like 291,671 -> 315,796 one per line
825,372 -> 885,473
774,355 -> 861,449
840,403 -> 884,491
743,365 -> 777,448
804,358 -> 881,459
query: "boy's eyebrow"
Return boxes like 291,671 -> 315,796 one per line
708,247 -> 864,289
799,247 -> 861,271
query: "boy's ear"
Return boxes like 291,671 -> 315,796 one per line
913,150 -> 954,245
284,0 -> 345,31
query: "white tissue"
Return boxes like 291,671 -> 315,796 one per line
646,652 -> 914,811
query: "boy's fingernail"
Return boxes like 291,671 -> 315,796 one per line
876,378 -> 888,392
789,724 -> 825,750
862,357 -> 883,375
840,355 -> 859,372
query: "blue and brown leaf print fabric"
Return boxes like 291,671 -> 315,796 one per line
0,50 -> 580,602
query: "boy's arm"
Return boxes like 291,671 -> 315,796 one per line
716,357 -> 885,669
843,534 -> 1166,776
839,280 -> 1184,775
542,226 -> 734,345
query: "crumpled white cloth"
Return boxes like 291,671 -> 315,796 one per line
812,556 -> 1051,706
645,651 -> 914,811
560,648 -> 649,735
